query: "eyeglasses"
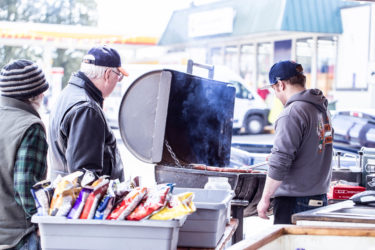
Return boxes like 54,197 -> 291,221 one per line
111,69 -> 123,81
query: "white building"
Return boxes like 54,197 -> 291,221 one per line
158,0 -> 375,110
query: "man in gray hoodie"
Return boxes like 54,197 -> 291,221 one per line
257,60 -> 333,224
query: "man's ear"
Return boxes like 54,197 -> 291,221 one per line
279,80 -> 286,90
104,68 -> 111,81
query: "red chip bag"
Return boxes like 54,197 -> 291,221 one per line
107,187 -> 147,220
126,184 -> 171,221
80,179 -> 109,219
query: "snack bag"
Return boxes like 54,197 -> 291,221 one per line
80,168 -> 97,187
67,187 -> 93,219
114,179 -> 132,197
49,171 -> 83,216
126,184 -> 171,221
51,175 -> 62,188
107,187 -> 147,220
94,180 -> 116,220
80,179 -> 110,219
54,187 -> 82,217
30,180 -> 54,216
150,192 -> 196,220
91,175 -> 109,187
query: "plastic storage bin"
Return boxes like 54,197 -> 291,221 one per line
31,216 -> 186,250
173,187 -> 234,248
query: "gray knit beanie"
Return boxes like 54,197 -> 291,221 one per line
0,59 -> 49,99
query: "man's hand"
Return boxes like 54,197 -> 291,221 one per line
257,197 -> 270,220
257,175 -> 282,220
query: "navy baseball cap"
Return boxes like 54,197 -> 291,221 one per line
265,60 -> 302,87
83,45 -> 129,76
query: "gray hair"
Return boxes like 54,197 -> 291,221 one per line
80,63 -> 112,79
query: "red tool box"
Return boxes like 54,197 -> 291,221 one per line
328,185 -> 366,200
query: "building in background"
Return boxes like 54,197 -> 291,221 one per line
1,0 -> 375,111
334,3 -> 375,110
158,0 -> 375,110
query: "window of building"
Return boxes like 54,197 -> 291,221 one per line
224,45 -> 238,72
257,42 -> 271,88
240,44 -> 255,87
274,40 -> 292,62
209,47 -> 223,65
296,38 -> 313,88
317,37 -> 337,94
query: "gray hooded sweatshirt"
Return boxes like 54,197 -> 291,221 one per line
268,89 -> 333,197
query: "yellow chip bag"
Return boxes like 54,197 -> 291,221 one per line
150,192 -> 196,220
49,171 -> 82,215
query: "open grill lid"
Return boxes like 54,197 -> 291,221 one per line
118,70 -> 171,163
118,69 -> 235,167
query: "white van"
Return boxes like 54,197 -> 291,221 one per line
103,64 -> 270,134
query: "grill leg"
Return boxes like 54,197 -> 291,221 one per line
231,200 -> 249,244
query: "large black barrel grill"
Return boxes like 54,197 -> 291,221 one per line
118,62 -> 266,242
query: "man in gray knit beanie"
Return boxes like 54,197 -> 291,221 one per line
0,59 -> 49,249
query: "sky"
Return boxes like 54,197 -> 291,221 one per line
97,0 -> 191,37
96,0 -> 219,37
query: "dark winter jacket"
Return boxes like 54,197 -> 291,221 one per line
48,72 -> 124,181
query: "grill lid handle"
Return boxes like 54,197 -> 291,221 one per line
187,59 -> 215,80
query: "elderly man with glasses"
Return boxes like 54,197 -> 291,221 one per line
48,45 -> 128,181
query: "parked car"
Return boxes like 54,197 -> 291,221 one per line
103,64 -> 270,134
229,79 -> 270,134
199,65 -> 270,134
331,110 -> 375,149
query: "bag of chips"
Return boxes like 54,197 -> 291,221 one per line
126,184 -> 172,221
150,192 -> 196,220
67,187 -> 93,219
113,179 -> 132,197
94,180 -> 116,220
80,179 -> 110,219
49,171 -> 83,216
54,187 -> 82,217
30,180 -> 54,216
107,187 -> 147,220
79,168 -> 98,187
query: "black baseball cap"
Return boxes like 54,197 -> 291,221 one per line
83,45 -> 129,77
268,61 -> 301,85
262,60 -> 302,89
